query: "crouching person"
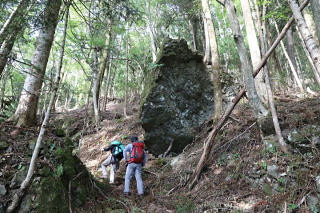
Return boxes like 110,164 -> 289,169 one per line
123,135 -> 146,197
101,140 -> 125,184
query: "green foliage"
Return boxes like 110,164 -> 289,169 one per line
288,203 -> 298,210
56,164 -> 64,177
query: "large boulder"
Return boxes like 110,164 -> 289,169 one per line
141,39 -> 214,156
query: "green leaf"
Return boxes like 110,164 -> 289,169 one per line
56,164 -> 64,177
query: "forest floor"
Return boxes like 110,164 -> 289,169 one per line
1,95 -> 320,212
76,94 -> 320,212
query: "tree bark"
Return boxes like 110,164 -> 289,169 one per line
273,19 -> 305,93
188,0 -> 310,189
286,27 -> 298,83
302,5 -> 319,45
0,34 -> 15,79
240,0 -> 268,104
92,18 -> 112,122
146,0 -> 157,62
201,0 -> 223,119
296,26 -> 320,87
311,0 -> 320,42
0,0 -> 30,45
92,48 -> 100,124
124,19 -> 129,117
260,4 -> 288,153
188,16 -> 199,51
225,0 -> 268,118
290,0 -> 320,77
13,0 -> 62,127
6,2 -> 69,212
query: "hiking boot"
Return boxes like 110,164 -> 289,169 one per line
138,194 -> 144,198
124,192 -> 131,197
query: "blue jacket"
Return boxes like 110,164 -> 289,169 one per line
123,143 -> 147,166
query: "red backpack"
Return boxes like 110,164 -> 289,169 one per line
129,142 -> 145,163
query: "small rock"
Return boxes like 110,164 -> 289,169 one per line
0,141 -> 8,150
0,184 -> 6,196
267,165 -> 279,179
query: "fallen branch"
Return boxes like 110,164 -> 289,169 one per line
188,0 -> 310,189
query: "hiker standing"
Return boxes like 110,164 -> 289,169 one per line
101,140 -> 125,184
123,135 -> 146,197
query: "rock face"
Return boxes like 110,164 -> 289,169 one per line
141,39 -> 214,156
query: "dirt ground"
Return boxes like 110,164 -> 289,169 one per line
1,95 -> 320,212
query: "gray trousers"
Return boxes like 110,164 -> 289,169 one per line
101,155 -> 119,183
124,163 -> 144,195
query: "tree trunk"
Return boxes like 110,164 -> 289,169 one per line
290,0 -> 320,77
240,0 -> 268,104
260,4 -> 288,153
102,58 -> 112,111
273,19 -> 305,93
0,0 -> 30,45
92,48 -> 100,124
201,0 -> 223,119
6,2 -> 69,212
302,5 -> 319,44
202,14 -> 211,65
189,0 -> 310,189
286,27 -> 298,84
225,0 -> 268,118
311,0 -> 320,42
0,34 -> 15,79
0,69 -> 8,110
188,16 -> 199,51
109,61 -> 117,98
13,0 -> 62,127
124,20 -> 129,117
296,26 -> 320,87
96,19 -> 112,110
146,0 -> 157,62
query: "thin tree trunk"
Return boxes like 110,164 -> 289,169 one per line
286,27 -> 298,83
311,0 -> 320,42
188,16 -> 199,51
124,20 -> 129,117
0,35 -> 15,79
289,0 -> 320,77
0,0 -> 30,45
6,2 -> 69,212
201,0 -> 223,119
225,0 -> 268,118
0,69 -> 8,110
95,19 -> 112,113
296,26 -> 320,87
273,19 -> 305,93
302,6 -> 319,44
102,58 -> 112,111
203,14 -> 211,65
260,4 -> 288,153
92,48 -> 100,124
240,0 -> 268,104
109,62 -> 117,98
13,0 -> 62,127
146,1 -> 157,62
189,0 -> 310,189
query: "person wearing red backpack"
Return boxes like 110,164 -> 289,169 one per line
123,135 -> 146,197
